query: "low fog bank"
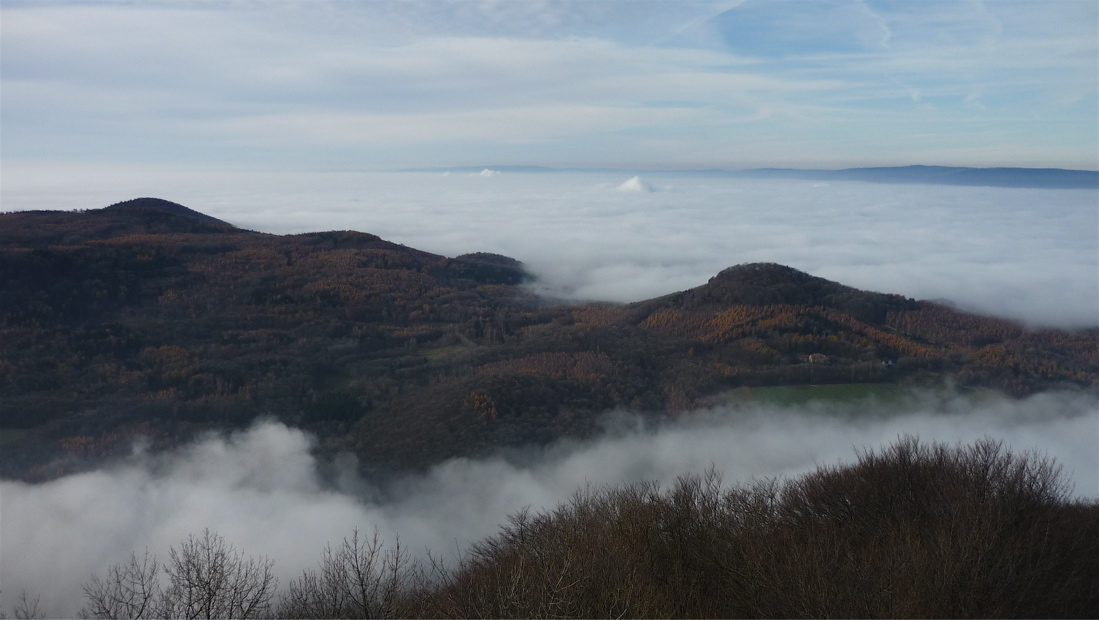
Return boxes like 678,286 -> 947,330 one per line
3,165 -> 1096,329
2,389 -> 1096,617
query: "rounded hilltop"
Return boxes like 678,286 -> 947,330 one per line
102,197 -> 237,231
682,262 -> 918,324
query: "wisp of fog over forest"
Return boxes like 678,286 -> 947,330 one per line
1,389 -> 1097,618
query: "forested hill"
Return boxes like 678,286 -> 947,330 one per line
1,200 -> 1096,481
2,198 -> 238,244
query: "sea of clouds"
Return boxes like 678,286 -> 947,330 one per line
3,164 -> 1097,328
2,165 -> 1097,615
1,390 -> 1096,617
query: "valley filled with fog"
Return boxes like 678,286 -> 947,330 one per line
2,389 -> 1097,618
4,165 -> 1097,329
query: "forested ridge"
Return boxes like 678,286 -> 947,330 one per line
2,198 -> 1097,480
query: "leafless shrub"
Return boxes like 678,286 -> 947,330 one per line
769,437 -> 1096,618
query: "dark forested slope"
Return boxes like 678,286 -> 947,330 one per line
1,200 -> 1096,480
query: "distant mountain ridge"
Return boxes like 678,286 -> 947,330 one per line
730,165 -> 1099,189
408,164 -> 1099,189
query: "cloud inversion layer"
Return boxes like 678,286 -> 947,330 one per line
5,167 -> 1096,328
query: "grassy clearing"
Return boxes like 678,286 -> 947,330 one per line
0,428 -> 31,446
713,383 -> 911,407
420,344 -> 467,359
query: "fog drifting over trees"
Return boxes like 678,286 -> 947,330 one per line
2,389 -> 1096,617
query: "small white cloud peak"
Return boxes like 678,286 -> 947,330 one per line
478,168 -> 500,177
616,175 -> 653,192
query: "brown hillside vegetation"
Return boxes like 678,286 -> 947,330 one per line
1,200 -> 1096,479
79,438 -> 1099,619
426,439 -> 1098,618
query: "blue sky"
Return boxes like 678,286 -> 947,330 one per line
2,0 -> 1096,170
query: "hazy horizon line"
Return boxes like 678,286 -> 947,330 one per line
403,163 -> 1099,173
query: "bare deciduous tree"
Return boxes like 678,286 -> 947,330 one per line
81,530 -> 276,620
160,529 -> 276,620
0,590 -> 44,620
278,528 -> 416,619
81,552 -> 160,620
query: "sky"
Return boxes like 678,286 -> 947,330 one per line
3,389 -> 1097,617
1,0 -> 1097,171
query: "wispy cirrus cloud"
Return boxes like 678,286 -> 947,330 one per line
1,0 -> 1094,169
